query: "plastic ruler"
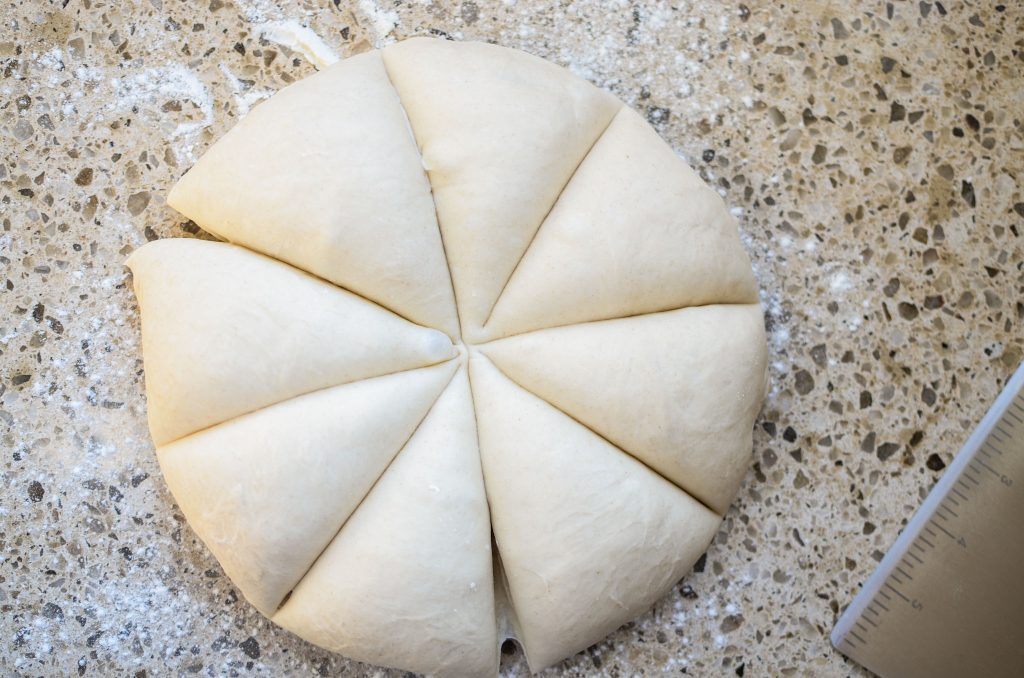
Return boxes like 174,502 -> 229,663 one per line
832,361 -> 1024,677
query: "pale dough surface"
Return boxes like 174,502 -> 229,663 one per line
469,355 -> 722,670
127,239 -> 454,445
482,304 -> 769,513
167,51 -> 458,336
382,38 -> 621,340
131,37 -> 769,678
274,366 -> 497,677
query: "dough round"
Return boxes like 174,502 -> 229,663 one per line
128,38 -> 768,677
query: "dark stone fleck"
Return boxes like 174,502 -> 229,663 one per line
897,302 -> 919,320
811,144 -> 826,164
923,295 -> 944,309
42,602 -> 63,619
680,583 -> 698,599
893,146 -> 912,164
720,614 -> 744,633
738,4 -> 750,21
783,426 -> 797,443
646,106 -> 671,125
890,101 -> 906,122
965,113 -> 980,131
736,663 -> 746,677
13,374 -> 31,386
830,18 -> 849,39
702,149 -> 715,162
32,303 -> 45,322
28,481 -> 45,502
794,369 -> 814,395
692,553 -> 707,572
877,442 -> 900,461
131,472 -> 149,487
109,485 -> 124,502
1013,203 -> 1024,218
233,42 -> 245,55
859,390 -> 872,409
793,470 -> 809,488
961,180 -> 976,207
861,432 -> 876,453
239,636 -> 260,659
922,386 -> 937,406
834,54 -> 848,66
880,56 -> 896,73
883,277 -> 900,297
75,168 -> 93,186
926,453 -> 946,471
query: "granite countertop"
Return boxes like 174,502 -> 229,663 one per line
3,0 -> 1023,676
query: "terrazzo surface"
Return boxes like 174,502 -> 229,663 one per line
3,0 -> 1023,676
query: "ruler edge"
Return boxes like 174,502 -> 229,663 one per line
831,360 -> 1024,656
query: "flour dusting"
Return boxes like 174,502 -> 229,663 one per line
259,20 -> 340,70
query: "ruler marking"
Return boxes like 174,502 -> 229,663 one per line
833,363 -> 1024,673
884,582 -> 910,602
930,519 -> 957,541
974,457 -> 1000,477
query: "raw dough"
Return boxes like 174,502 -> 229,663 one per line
130,37 -> 767,677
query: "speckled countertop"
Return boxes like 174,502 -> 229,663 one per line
2,1 -> 1023,676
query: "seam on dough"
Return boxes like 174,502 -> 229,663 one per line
480,104 -> 625,329
151,232 -> 453,336
379,52 -> 463,342
156,357 -> 458,448
476,354 -> 723,518
466,361 -> 528,655
269,364 -> 461,615
474,301 -> 764,347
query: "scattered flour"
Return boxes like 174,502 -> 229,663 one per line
258,20 -> 340,70
357,0 -> 400,45
218,63 -> 274,117
112,65 -> 214,138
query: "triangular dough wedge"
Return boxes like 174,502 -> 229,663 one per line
274,366 -> 497,678
127,239 -> 456,445
469,355 -> 720,670
167,51 -> 458,336
481,304 -> 767,513
481,107 -> 759,340
382,38 -> 621,340
157,362 -> 456,616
